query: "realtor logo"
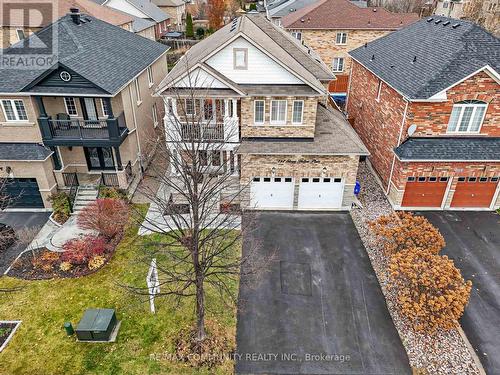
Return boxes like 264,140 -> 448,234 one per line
1,0 -> 58,69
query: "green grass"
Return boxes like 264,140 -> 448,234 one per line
0,205 -> 238,375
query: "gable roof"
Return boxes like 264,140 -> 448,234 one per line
0,14 -> 169,95
282,0 -> 418,29
151,0 -> 185,7
269,0 -> 318,18
103,0 -> 170,22
349,16 -> 500,99
0,143 -> 53,161
158,14 -> 333,94
0,0 -> 133,27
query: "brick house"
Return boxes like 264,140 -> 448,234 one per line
347,16 -> 500,210
0,9 -> 169,209
156,14 -> 368,211
281,0 -> 417,97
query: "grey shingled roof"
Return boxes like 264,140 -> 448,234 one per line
350,16 -> 500,99
238,104 -> 369,155
158,14 -> 333,95
0,14 -> 169,95
123,0 -> 170,22
269,0 -> 318,18
130,15 -> 157,32
0,143 -> 53,161
394,137 -> 500,161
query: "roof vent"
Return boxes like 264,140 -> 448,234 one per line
435,19 -> 442,24
373,7 -> 377,12
426,17 -> 434,22
300,18 -> 305,22
364,42 -> 368,48
452,23 -> 460,28
443,21 -> 450,26
370,54 -> 375,61
69,7 -> 81,25
412,56 -> 417,63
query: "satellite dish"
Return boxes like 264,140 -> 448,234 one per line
408,124 -> 417,136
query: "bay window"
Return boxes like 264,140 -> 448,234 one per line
447,100 -> 487,133
292,100 -> 303,124
270,100 -> 287,124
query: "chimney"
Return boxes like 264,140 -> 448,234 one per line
69,8 -> 81,25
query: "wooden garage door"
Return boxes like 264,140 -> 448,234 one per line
451,177 -> 499,208
401,177 -> 448,208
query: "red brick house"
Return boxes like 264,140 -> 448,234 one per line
347,16 -> 500,210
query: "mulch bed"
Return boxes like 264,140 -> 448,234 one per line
8,248 -> 114,280
0,322 -> 19,351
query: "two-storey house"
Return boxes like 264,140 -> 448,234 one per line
282,0 -> 417,97
0,9 -> 169,209
347,16 -> 500,210
157,14 -> 368,211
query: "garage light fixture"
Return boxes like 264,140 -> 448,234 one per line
271,167 -> 276,177
322,167 -> 327,177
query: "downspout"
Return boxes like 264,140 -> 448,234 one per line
386,99 -> 409,195
345,61 -> 354,117
128,85 -> 144,176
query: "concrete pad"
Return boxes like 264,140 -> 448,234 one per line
48,216 -> 96,251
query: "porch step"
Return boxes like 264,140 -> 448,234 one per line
72,187 -> 99,214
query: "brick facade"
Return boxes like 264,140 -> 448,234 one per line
240,96 -> 317,138
347,60 -> 500,209
292,29 -> 391,74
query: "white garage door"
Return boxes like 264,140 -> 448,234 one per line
250,177 -> 294,209
298,177 -> 344,209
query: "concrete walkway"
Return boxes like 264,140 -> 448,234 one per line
46,216 -> 96,251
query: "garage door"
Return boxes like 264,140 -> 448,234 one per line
250,177 -> 294,209
401,177 -> 448,208
298,177 -> 343,209
451,177 -> 499,208
2,178 -> 44,208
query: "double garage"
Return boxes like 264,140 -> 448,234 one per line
401,176 -> 500,209
250,176 -> 345,210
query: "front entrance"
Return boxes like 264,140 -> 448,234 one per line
80,98 -> 99,121
84,147 -> 114,170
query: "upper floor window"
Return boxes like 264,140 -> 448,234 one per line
64,97 -> 78,116
134,78 -> 142,104
185,98 -> 197,115
447,100 -> 487,133
101,99 -> 110,118
1,99 -> 28,122
292,100 -> 304,124
336,32 -> 347,45
291,31 -> 302,41
270,100 -> 287,125
233,48 -> 248,70
16,29 -> 25,41
332,57 -> 344,72
254,100 -> 265,124
147,66 -> 154,86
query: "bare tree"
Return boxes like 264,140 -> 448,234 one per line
128,64 -> 269,342
382,0 -> 428,13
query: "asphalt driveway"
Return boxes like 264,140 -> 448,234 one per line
0,211 -> 50,274
417,211 -> 500,375
236,212 -> 410,374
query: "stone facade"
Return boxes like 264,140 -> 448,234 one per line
291,29 -> 391,74
240,153 -> 359,209
347,60 -> 500,209
240,96 -> 317,138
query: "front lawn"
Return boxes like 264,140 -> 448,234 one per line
0,205 -> 237,374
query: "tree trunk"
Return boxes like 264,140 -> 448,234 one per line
195,270 -> 206,341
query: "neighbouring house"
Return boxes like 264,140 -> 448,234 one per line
434,0 -> 466,18
281,0 -> 418,100
0,0 -> 133,48
151,0 -> 186,31
0,9 -> 169,209
94,0 -> 171,39
347,16 -> 500,211
156,14 -> 368,211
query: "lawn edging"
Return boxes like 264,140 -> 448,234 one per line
0,320 -> 21,353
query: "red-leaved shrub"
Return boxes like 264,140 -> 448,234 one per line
61,235 -> 109,265
77,198 -> 130,239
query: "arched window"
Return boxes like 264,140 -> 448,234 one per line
447,100 -> 487,133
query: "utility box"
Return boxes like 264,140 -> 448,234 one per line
75,309 -> 117,342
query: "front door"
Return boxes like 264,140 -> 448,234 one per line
80,98 -> 98,121
84,147 -> 114,170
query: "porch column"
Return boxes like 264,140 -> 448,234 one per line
34,96 -> 47,117
114,146 -> 123,170
232,99 -> 237,118
103,97 -> 114,118
171,97 -> 178,117
224,99 -> 229,118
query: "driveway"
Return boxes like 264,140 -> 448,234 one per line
236,212 -> 410,374
0,211 -> 51,274
417,211 -> 500,375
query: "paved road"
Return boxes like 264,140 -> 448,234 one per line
0,211 -> 50,274
236,212 -> 410,374
418,211 -> 500,375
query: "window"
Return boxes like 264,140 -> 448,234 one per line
203,99 -> 214,121
147,66 -> 154,86
407,176 -> 416,182
254,100 -> 265,124
1,99 -> 28,121
101,99 -> 110,117
233,48 -> 248,70
270,100 -> 287,124
376,79 -> 382,101
334,178 -> 342,183
134,78 -> 142,104
185,98 -> 196,115
16,29 -> 25,41
291,31 -> 302,41
292,100 -> 303,124
152,102 -> 158,126
443,1 -> 449,8
211,151 -> 221,166
63,97 -> 78,116
332,57 -> 344,72
447,100 -> 487,133
336,32 -> 347,44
